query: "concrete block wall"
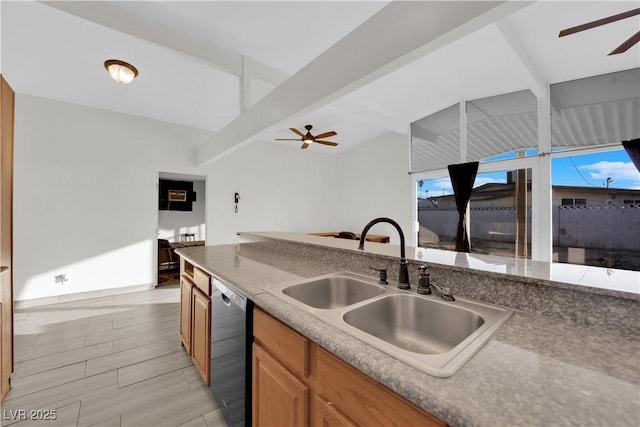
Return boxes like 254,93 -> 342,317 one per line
419,205 -> 639,250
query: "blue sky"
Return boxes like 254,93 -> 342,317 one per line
417,149 -> 640,198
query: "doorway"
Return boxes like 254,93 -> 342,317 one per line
156,172 -> 206,287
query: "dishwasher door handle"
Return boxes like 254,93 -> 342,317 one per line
220,293 -> 232,306
212,276 -> 247,311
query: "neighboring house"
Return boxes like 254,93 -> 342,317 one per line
418,180 -> 640,253
419,182 -> 640,209
553,185 -> 640,207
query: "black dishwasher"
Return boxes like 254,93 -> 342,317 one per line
210,276 -> 253,427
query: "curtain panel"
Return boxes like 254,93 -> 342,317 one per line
447,161 -> 479,252
622,138 -> 640,173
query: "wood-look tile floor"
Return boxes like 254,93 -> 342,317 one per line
1,287 -> 227,427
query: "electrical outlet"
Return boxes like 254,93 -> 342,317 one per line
54,274 -> 68,285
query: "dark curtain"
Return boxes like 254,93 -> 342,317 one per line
448,161 -> 479,252
622,138 -> 640,173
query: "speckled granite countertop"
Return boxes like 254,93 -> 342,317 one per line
175,243 -> 640,427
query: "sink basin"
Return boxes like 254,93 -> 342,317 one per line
267,272 -> 512,377
343,294 -> 484,354
281,274 -> 386,309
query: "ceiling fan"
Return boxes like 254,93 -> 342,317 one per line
558,8 -> 640,55
275,125 -> 338,149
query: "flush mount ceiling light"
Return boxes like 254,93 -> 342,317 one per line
104,59 -> 138,84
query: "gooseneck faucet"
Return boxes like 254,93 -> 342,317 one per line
358,217 -> 410,290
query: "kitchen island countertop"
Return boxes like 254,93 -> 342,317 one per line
175,241 -> 639,427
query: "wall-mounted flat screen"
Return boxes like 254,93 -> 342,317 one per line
159,179 -> 196,211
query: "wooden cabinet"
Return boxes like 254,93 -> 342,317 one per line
315,397 -> 356,427
253,343 -> 309,427
315,346 -> 445,427
180,276 -> 193,353
253,308 -> 446,427
253,308 -> 310,427
191,286 -> 211,384
1,75 -> 15,403
253,308 -> 308,379
179,258 -> 211,385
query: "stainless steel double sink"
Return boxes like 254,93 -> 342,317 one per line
268,272 -> 512,377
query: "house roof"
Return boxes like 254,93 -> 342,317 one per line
423,182 -> 640,203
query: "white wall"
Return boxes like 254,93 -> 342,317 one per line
0,3 -> 3,74
202,132 -> 412,248
14,94 -> 413,301
13,94 -> 210,301
203,141 -> 339,245
333,132 -> 412,245
158,180 -> 206,242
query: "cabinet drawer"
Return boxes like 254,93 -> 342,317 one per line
254,308 -> 309,379
317,347 -> 445,427
193,267 -> 211,295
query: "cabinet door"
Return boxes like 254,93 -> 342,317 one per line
315,397 -> 356,427
180,277 -> 194,353
191,286 -> 211,385
253,343 -> 308,427
0,302 -> 4,402
1,76 -> 15,403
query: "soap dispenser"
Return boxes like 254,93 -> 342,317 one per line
417,265 -> 432,295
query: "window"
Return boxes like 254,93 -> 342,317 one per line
548,69 -> 640,271
467,90 -> 538,163
411,104 -> 460,173
411,68 -> 639,278
550,69 -> 639,150
415,168 -> 532,259
561,198 -> 588,206
552,149 -> 640,271
416,176 -> 456,250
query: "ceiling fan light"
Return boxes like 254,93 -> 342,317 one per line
104,59 -> 138,84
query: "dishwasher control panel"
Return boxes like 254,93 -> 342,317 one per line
211,276 -> 247,310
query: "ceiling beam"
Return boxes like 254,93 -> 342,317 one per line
495,21 -> 547,99
496,21 -> 565,119
41,1 -> 407,137
39,1 -> 287,87
195,1 -> 530,166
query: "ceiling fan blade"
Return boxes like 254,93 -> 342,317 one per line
301,143 -> 310,149
315,140 -> 338,147
609,30 -> 640,55
559,8 -> 640,37
275,138 -> 301,141
290,127 -> 305,138
314,131 -> 337,139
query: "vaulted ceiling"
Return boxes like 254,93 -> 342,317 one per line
1,1 -> 638,163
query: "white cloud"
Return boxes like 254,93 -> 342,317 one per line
579,161 -> 640,182
473,176 -> 506,188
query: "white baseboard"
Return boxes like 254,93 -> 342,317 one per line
14,283 -> 156,308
